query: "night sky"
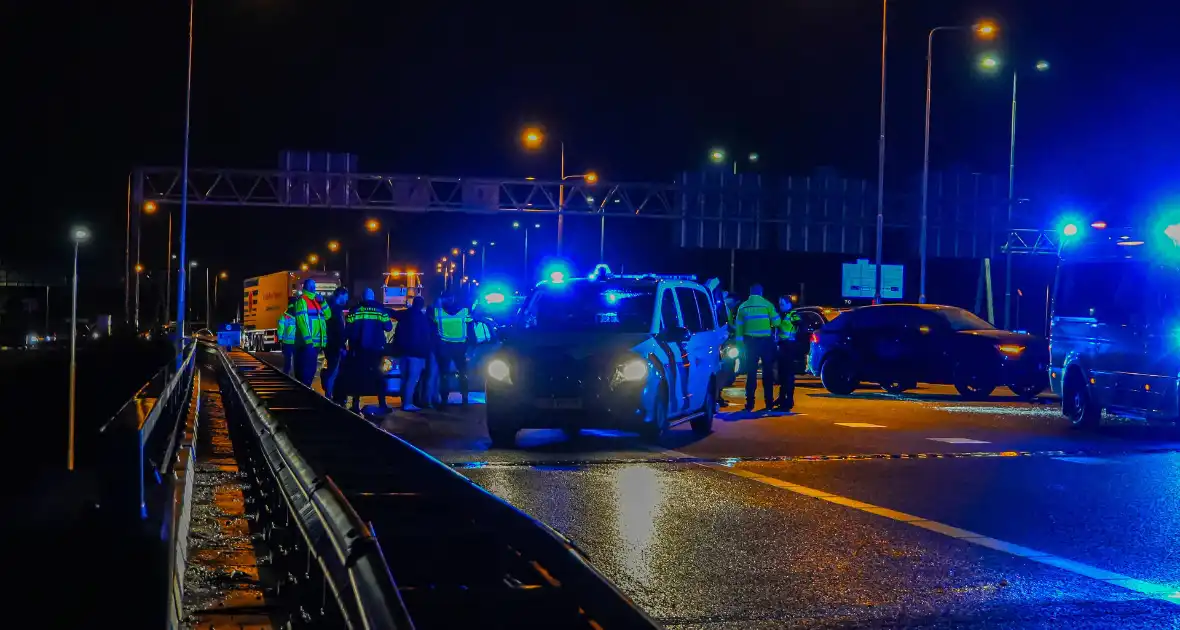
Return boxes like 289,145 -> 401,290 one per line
8,1 -> 1180,305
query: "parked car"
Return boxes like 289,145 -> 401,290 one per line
808,304 -> 1049,400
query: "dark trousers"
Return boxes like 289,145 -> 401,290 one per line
346,349 -> 388,412
294,345 -> 320,387
282,345 -> 295,375
775,340 -> 796,409
322,346 -> 345,402
436,342 -> 469,405
743,336 -> 776,409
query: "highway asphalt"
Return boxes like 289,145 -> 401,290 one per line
256,352 -> 1180,628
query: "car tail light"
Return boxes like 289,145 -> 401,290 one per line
810,332 -> 819,344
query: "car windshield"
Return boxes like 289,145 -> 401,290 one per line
519,283 -> 655,333
935,307 -> 995,331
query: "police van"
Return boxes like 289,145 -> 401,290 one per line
484,265 -> 728,447
1050,218 -> 1180,426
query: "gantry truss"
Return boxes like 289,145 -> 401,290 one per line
1000,228 -> 1063,255
135,167 -> 679,218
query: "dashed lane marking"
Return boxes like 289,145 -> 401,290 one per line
834,422 -> 887,428
1054,456 -> 1117,465
657,450 -> 1180,605
927,437 -> 991,444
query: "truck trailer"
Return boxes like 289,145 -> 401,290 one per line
242,270 -> 341,351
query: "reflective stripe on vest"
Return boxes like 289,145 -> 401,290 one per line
278,314 -> 296,344
435,307 -> 468,343
738,305 -> 775,337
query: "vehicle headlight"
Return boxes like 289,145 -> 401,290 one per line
724,344 -> 739,360
997,344 -> 1025,357
615,358 -> 648,383
487,358 -> 512,383
381,357 -> 393,373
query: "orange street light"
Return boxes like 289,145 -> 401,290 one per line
584,171 -> 599,184
308,253 -> 319,264
328,240 -> 340,252
521,126 -> 544,149
300,263 -> 310,272
134,263 -> 145,273
143,201 -> 158,214
451,248 -> 460,256
219,271 -> 228,280
365,219 -> 380,232
975,21 -> 997,38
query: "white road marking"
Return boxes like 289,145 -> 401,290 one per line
927,437 -> 991,444
834,422 -> 887,428
652,452 -> 1180,605
1054,456 -> 1116,465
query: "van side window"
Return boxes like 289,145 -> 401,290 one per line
660,288 -> 680,331
694,290 -> 718,329
675,288 -> 705,332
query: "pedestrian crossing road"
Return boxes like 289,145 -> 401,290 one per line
254,351 -> 1180,628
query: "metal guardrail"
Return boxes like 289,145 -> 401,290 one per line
216,346 -> 410,629
96,339 -> 202,629
214,347 -> 662,629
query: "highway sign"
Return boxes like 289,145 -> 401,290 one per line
841,259 -> 903,300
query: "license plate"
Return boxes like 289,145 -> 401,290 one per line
535,398 -> 583,410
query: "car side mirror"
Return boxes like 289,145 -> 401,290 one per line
658,326 -> 692,343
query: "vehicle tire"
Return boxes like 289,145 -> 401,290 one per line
640,388 -> 669,442
487,408 -> 518,447
1010,380 -> 1047,401
953,363 -> 996,400
820,354 -> 857,395
691,379 -> 716,436
1062,370 -> 1101,428
880,380 -> 916,395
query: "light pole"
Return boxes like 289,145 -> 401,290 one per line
134,263 -> 144,330
919,21 -> 996,304
187,260 -> 198,322
328,240 -> 349,286
213,271 -> 227,325
68,226 -> 90,472
165,208 -> 172,327
873,0 -> 887,305
980,54 -> 1050,329
365,218 -> 391,269
175,0 -> 195,358
521,126 -> 598,256
512,221 -> 540,276
708,148 -> 760,175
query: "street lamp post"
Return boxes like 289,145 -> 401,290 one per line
328,240 -> 349,287
981,55 -> 1049,329
512,221 -> 540,276
134,263 -> 144,330
187,260 -> 198,321
68,226 -> 90,471
919,21 -> 996,305
873,0 -> 888,305
521,127 -> 597,257
176,0 -> 195,358
165,209 -> 172,327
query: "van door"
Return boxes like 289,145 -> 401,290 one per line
675,287 -> 712,412
1103,261 -> 1156,412
657,286 -> 690,416
1141,264 -> 1180,418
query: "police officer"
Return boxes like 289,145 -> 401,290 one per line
773,295 -> 803,411
277,298 -> 297,375
734,284 -> 780,412
432,291 -> 473,406
292,278 -> 331,387
322,287 -> 350,403
344,288 -> 393,415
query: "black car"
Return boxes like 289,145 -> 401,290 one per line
808,304 -> 1049,400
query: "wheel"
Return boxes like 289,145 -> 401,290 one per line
880,380 -> 916,395
953,363 -> 996,400
1062,370 -> 1100,428
691,379 -> 716,436
820,354 -> 857,395
487,408 -> 518,447
640,388 -> 669,442
1010,380 -> 1047,401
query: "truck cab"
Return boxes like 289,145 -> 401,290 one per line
1050,219 -> 1180,426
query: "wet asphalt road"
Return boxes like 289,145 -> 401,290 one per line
257,352 -> 1180,628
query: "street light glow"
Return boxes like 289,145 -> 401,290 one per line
975,21 -> 997,37
512,221 -> 521,228
522,127 -> 544,149
1035,60 -> 1050,71
365,219 -> 380,232
328,240 -> 340,252
709,148 -> 726,163
143,201 -> 158,214
190,260 -> 198,268
748,152 -> 760,163
301,263 -> 310,271
979,54 -> 999,69
71,226 -> 91,242
468,249 -> 476,256
472,240 -> 479,245
452,248 -> 460,256
584,171 -> 599,184
135,263 -> 144,273
308,254 -> 319,264
219,271 -> 228,279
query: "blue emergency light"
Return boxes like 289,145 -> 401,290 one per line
485,292 -> 505,304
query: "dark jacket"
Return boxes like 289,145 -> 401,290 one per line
345,300 -> 392,353
393,307 -> 432,359
325,300 -> 348,351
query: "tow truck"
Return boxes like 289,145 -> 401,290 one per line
1050,215 -> 1180,426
